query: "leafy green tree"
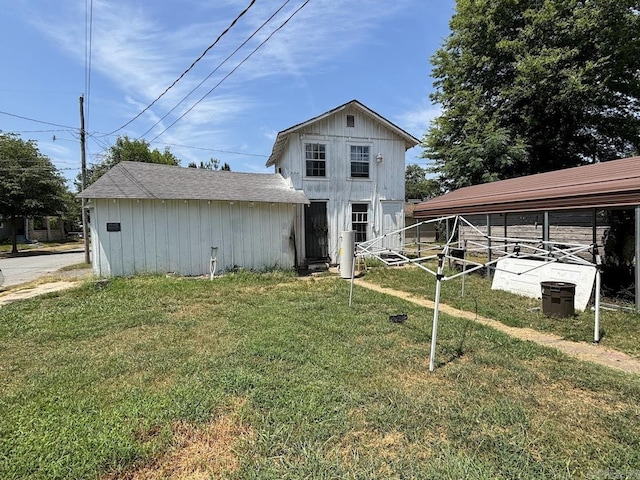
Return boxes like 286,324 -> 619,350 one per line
81,135 -> 180,188
405,164 -> 441,200
187,158 -> 231,171
425,0 -> 640,190
0,133 -> 69,253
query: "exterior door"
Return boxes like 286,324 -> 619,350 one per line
381,201 -> 404,251
305,201 -> 328,260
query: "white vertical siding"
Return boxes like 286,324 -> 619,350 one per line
275,105 -> 407,262
89,199 -> 298,277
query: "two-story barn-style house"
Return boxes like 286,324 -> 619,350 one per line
267,100 -> 419,267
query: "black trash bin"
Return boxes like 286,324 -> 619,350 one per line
540,281 -> 576,318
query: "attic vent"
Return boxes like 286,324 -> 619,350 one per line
346,114 -> 355,127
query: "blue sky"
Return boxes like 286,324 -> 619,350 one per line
0,0 -> 454,186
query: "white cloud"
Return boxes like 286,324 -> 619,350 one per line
260,127 -> 278,141
25,0 -> 425,169
397,104 -> 442,138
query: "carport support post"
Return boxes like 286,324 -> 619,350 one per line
543,211 -> 550,250
486,215 -> 492,278
504,213 -> 508,254
594,266 -> 601,343
429,253 -> 446,372
636,206 -> 640,311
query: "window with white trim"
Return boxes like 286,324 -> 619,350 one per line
350,145 -> 370,178
305,143 -> 326,177
352,203 -> 368,242
346,114 -> 355,127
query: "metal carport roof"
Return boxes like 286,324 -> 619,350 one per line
414,156 -> 640,218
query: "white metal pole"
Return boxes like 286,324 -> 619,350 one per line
349,246 -> 357,306
461,240 -> 467,297
636,206 -> 640,311
594,267 -> 601,343
429,253 -> 445,372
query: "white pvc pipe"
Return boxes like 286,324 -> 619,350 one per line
461,240 -> 467,297
429,255 -> 445,372
349,247 -> 357,306
594,267 -> 601,343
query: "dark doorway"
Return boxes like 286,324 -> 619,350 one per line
305,201 -> 328,260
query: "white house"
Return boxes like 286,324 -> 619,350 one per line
266,100 -> 420,265
77,162 -> 309,277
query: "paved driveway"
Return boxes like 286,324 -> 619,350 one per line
0,250 -> 88,287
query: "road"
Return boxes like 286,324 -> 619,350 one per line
0,250 -> 88,287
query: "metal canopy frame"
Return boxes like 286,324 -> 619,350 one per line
349,215 -> 602,372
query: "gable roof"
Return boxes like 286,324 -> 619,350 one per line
77,162 -> 309,204
266,99 -> 420,167
414,156 -> 640,218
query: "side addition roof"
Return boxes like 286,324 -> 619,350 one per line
414,156 -> 640,218
77,162 -> 309,204
266,99 -> 420,167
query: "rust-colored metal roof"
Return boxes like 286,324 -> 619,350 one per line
414,156 -> 640,218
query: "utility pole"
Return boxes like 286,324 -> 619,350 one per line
79,95 -> 90,264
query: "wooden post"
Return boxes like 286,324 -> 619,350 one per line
79,95 -> 90,264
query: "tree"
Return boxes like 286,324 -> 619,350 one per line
187,158 -> 231,171
425,0 -> 640,190
405,164 -> 441,200
0,133 -> 69,253
81,135 -> 180,188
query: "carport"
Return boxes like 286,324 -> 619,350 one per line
414,156 -> 640,310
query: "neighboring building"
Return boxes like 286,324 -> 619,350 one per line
266,100 -> 419,265
0,217 -> 23,242
0,216 -> 65,243
77,162 -> 309,277
27,217 -> 66,242
413,156 -> 640,307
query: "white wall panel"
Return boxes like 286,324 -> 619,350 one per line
89,199 -> 298,277
274,105 -> 407,263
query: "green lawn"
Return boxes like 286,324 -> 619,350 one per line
0,239 -> 83,254
1,271 -> 640,479
361,264 -> 640,358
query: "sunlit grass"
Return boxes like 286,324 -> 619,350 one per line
362,264 -> 640,357
1,271 -> 639,479
0,239 -> 83,253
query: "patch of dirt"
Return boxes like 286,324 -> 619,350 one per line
103,401 -> 253,480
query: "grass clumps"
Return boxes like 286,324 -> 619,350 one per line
1,270 -> 640,478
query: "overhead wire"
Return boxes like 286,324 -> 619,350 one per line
0,110 -> 77,130
149,0 -> 312,143
138,0 -> 294,139
106,0 -> 257,136
153,141 -> 268,157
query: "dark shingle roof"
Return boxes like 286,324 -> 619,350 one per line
77,162 -> 309,204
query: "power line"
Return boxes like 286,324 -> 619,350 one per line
139,0 -> 293,139
3,129 -> 74,134
0,110 -> 78,130
106,0 -> 257,136
149,0 -> 312,142
151,141 -> 268,157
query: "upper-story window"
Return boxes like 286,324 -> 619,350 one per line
350,145 -> 370,178
305,143 -> 326,177
346,114 -> 355,127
